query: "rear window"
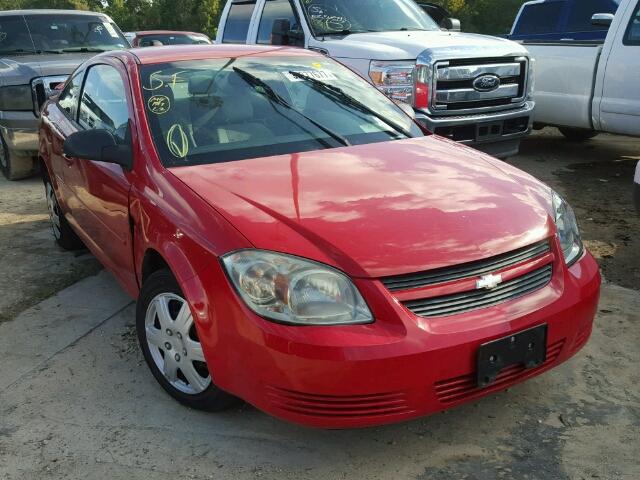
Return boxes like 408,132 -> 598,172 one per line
222,0 -> 257,43
516,2 -> 564,35
138,33 -> 211,46
566,0 -> 619,32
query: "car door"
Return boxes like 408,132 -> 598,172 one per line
62,60 -> 137,289
597,0 -> 640,135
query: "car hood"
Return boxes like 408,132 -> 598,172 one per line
323,30 -> 528,61
170,136 -> 554,278
0,52 -> 94,86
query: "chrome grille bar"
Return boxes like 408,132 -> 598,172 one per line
436,84 -> 519,104
437,63 -> 521,81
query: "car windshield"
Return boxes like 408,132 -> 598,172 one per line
138,33 -> 211,47
0,14 -> 127,55
299,0 -> 439,36
139,56 -> 423,167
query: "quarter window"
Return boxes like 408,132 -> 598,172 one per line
222,0 -> 257,43
257,0 -> 304,46
78,65 -> 129,143
57,72 -> 83,120
624,1 -> 640,45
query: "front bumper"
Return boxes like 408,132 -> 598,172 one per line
415,101 -> 535,158
194,246 -> 600,429
0,110 -> 39,155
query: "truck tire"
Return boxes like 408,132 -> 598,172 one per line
558,128 -> 599,142
0,134 -> 36,180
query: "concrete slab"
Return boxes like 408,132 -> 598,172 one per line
0,278 -> 638,480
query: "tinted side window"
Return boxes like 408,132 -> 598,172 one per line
566,0 -> 618,32
257,0 -> 303,45
624,1 -> 640,45
78,65 -> 129,143
222,0 -> 257,43
58,72 -> 83,120
516,2 -> 564,34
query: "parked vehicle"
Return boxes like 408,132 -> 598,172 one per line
414,1 -> 461,31
216,0 -> 535,158
524,0 -> 640,140
38,45 -> 600,428
510,0 -> 620,42
124,31 -> 136,45
130,30 -> 212,47
0,9 -> 128,180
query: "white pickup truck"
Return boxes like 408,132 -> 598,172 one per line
216,0 -> 535,157
523,0 -> 640,140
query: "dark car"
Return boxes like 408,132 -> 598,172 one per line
0,9 -> 128,180
130,30 -> 212,47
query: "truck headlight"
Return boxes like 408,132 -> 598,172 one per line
222,250 -> 373,326
552,192 -> 583,266
0,85 -> 34,111
369,60 -> 430,109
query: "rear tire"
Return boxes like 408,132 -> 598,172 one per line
136,269 -> 239,411
0,134 -> 36,180
559,127 -> 599,142
43,172 -> 84,250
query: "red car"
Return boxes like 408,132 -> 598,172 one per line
38,45 -> 600,429
130,30 -> 212,47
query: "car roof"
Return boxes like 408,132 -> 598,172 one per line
0,9 -> 109,17
127,44 -> 320,65
135,30 -> 209,37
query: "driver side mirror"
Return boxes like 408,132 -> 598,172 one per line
591,13 -> 614,27
271,18 -> 304,46
441,18 -> 461,32
63,129 -> 133,170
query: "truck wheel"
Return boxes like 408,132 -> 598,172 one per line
136,269 -> 239,412
558,128 -> 599,142
0,134 -> 36,180
43,173 -> 84,250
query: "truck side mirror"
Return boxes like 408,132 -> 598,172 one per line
442,18 -> 461,32
271,18 -> 304,46
591,13 -> 614,27
63,129 -> 133,170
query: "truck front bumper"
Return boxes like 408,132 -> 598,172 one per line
415,101 -> 535,158
0,110 -> 39,155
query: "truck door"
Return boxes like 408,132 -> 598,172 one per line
254,0 -> 305,47
597,0 -> 640,135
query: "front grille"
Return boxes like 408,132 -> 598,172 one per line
432,57 -> 527,114
434,338 -> 565,404
381,241 -> 550,292
31,75 -> 68,115
403,264 -> 553,318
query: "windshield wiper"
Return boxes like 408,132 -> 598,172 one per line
58,47 -> 109,53
0,49 -> 37,56
288,70 -> 413,139
232,67 -> 351,147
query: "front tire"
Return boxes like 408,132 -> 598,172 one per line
43,172 -> 84,250
559,127 -> 599,142
136,269 -> 238,411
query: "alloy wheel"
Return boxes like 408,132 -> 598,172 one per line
144,293 -> 211,395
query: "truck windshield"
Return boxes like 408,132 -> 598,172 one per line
0,14 -> 127,55
299,0 -> 439,36
140,56 -> 423,167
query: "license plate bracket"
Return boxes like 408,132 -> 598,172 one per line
476,324 -> 547,388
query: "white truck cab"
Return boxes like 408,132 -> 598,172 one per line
216,0 -> 535,158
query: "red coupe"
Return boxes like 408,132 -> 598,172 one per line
38,45 -> 601,428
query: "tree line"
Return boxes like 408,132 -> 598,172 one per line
0,0 -> 526,37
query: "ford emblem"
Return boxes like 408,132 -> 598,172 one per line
473,74 -> 501,92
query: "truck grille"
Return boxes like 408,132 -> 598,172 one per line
403,264 -> 553,317
31,75 -> 68,116
432,57 -> 528,114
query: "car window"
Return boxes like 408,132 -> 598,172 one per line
57,72 -> 83,120
222,0 -> 257,43
516,1 -> 564,35
566,0 -> 618,32
257,0 -> 304,45
624,1 -> 640,44
0,15 -> 34,55
139,56 -> 423,168
78,65 -> 129,143
138,33 -> 211,46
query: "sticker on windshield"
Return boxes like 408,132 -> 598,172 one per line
0,32 -> 6,42
284,70 -> 337,82
104,22 -> 120,39
166,124 -> 189,159
148,95 -> 171,115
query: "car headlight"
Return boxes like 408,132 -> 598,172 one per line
369,60 -> 417,106
222,250 -> 373,326
0,85 -> 33,111
552,192 -> 583,266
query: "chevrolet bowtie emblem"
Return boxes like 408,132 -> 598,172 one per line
476,273 -> 503,290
